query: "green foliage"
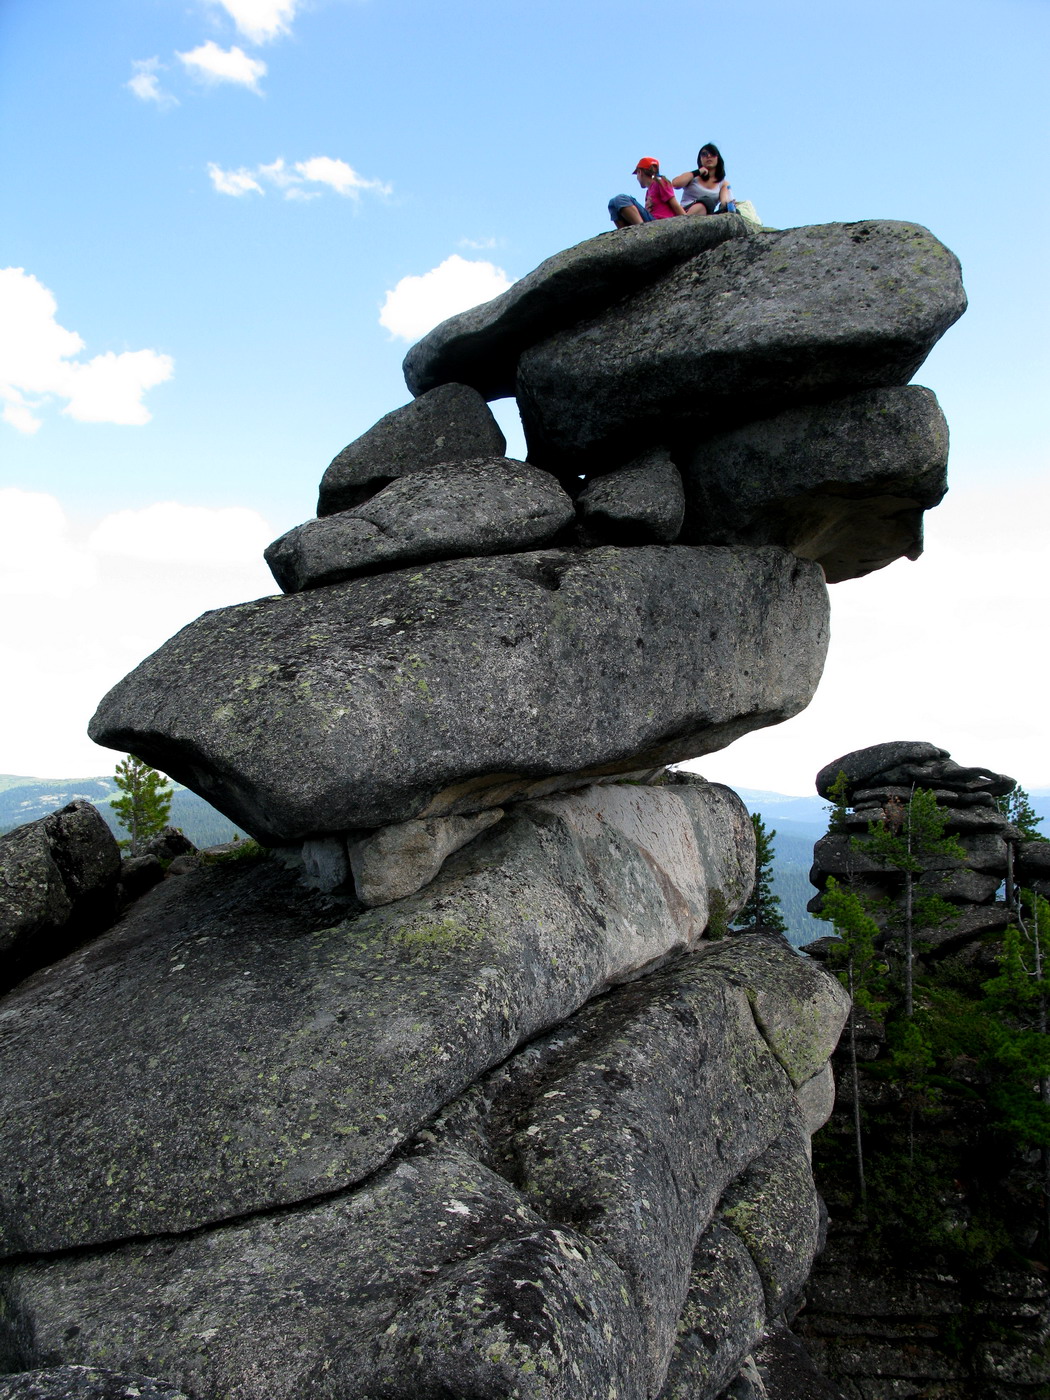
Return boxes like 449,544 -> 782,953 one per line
996,785 -> 1047,842
860,787 -> 967,875
733,813 -> 787,934
111,756 -> 173,856
706,888 -> 729,940
816,876 -> 888,1018
202,838 -> 264,865
825,769 -> 851,833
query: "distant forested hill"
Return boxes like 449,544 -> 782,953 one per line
0,775 -> 247,848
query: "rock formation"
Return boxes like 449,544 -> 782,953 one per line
0,213 -> 967,1398
806,740 -> 1020,966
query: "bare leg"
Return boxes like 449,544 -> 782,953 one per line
685,202 -> 708,217
616,204 -> 645,228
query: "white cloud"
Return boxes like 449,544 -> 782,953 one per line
458,236 -> 499,250
378,255 -> 514,343
207,155 -> 390,201
126,58 -> 178,108
0,491 -> 277,775
0,268 -> 173,433
207,162 -> 265,196
177,41 -> 267,90
207,0 -> 299,43
88,502 -> 272,565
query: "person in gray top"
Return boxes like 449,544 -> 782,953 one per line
672,143 -> 733,216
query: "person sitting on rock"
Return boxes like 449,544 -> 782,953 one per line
671,143 -> 734,216
608,157 -> 685,228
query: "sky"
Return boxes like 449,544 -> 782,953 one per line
1,0 -> 1047,797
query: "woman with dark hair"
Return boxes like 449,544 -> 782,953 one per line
672,144 -> 733,217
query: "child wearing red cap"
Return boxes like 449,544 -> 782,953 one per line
634,158 -> 685,220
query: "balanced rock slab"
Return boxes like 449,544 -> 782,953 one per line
268,458 -> 574,592
403,214 -> 751,400
89,545 -> 829,843
317,382 -> 506,516
516,221 -> 966,469
677,387 -> 949,582
578,449 -> 685,545
0,778 -> 755,1254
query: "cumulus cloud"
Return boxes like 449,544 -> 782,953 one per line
0,268 -> 173,433
378,255 -> 514,343
177,41 -> 267,90
127,57 -> 179,107
207,0 -> 299,43
207,155 -> 390,200
0,490 -> 277,775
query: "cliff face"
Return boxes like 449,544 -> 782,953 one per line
0,214 -> 967,1400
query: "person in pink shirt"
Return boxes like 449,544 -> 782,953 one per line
634,157 -> 686,220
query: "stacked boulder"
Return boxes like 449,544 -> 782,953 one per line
806,740 -> 1020,965
0,213 -> 967,1400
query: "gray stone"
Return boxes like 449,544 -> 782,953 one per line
316,382 -> 506,516
795,1062 -> 836,1137
917,866 -> 1001,904
808,832 -> 898,886
118,854 -> 164,902
0,1369 -> 188,1400
403,215 -> 751,400
660,1225 -> 767,1400
750,1327 -> 850,1400
815,742 -> 949,800
269,458 -> 574,592
1017,840 -> 1050,882
0,932 -> 841,1400
873,757 -> 1015,797
142,827 -> 197,861
577,449 -> 685,545
347,808 -> 504,906
517,222 -> 966,471
719,1119 -> 821,1313
919,902 -> 1012,953
0,802 -> 120,992
299,834 -> 352,894
89,545 -> 829,844
698,934 -> 850,1086
676,387 -> 948,583
956,831 -> 1009,874
0,779 -> 755,1255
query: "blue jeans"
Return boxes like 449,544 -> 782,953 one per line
608,194 -> 652,225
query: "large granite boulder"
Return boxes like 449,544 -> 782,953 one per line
577,449 -> 686,546
815,740 -> 949,798
268,458 -> 574,592
403,215 -> 751,400
0,778 -> 756,1255
676,387 -> 949,582
317,382 -> 507,516
0,930 -> 847,1400
89,546 -> 829,844
0,801 -> 121,992
0,1369 -> 188,1400
516,222 -> 966,470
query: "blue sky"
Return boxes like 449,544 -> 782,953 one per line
1,0 -> 1047,792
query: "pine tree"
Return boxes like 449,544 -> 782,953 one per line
816,876 -> 889,1208
996,785 -> 1047,842
857,788 -> 967,1017
734,812 -> 788,935
112,756 -> 173,856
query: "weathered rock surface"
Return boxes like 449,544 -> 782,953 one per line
516,222 -> 966,469
316,382 -> 507,516
403,215 -> 751,400
0,802 -> 120,992
578,449 -> 685,545
0,1368 -> 188,1400
815,740 -> 949,798
142,827 -> 197,862
0,930 -> 846,1400
346,808 -> 504,906
89,545 -> 829,843
0,779 -> 757,1255
268,458 -> 574,592
677,387 -> 949,582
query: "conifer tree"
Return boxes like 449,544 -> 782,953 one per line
857,789 -> 967,1016
997,785 -> 1047,842
734,812 -> 787,934
112,756 -> 173,856
816,876 -> 888,1208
